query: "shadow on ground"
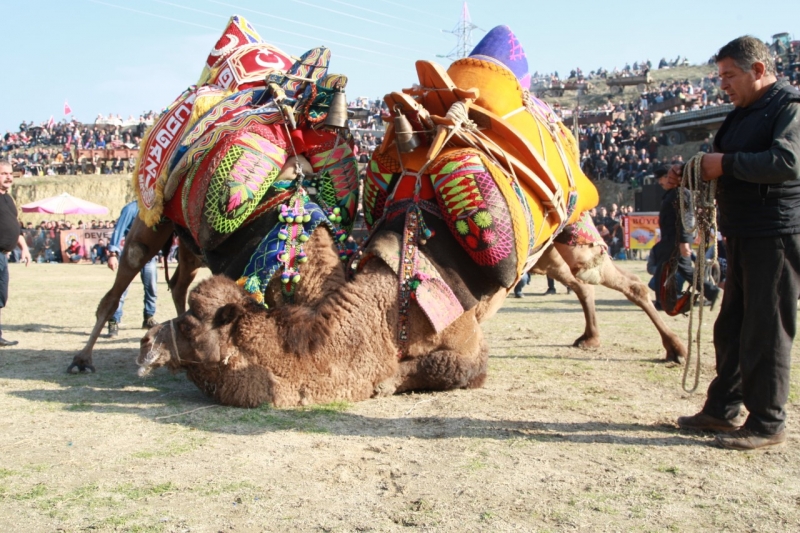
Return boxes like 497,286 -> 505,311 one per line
4,346 -> 700,447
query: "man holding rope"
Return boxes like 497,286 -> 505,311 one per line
670,36 -> 800,450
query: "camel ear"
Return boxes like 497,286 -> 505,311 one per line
214,303 -> 245,327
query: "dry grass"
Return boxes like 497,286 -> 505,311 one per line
1,260 -> 799,532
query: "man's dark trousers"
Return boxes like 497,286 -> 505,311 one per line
0,253 -> 8,309
704,234 -> 800,435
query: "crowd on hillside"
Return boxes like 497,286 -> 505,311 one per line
3,112 -> 156,176
5,40 -> 798,183
571,105 -> 714,187
552,69 -> 762,184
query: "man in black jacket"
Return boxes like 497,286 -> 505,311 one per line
673,36 -> 800,450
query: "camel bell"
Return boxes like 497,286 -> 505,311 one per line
393,111 -> 420,153
324,89 -> 349,129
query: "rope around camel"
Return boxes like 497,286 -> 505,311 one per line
677,153 -> 718,393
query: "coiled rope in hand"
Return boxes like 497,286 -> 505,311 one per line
678,153 -> 718,393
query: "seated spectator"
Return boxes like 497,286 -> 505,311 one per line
66,238 -> 84,263
91,238 -> 108,264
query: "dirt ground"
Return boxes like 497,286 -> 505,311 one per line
1,260 -> 800,532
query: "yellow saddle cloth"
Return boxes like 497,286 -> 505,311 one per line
366,57 -> 598,287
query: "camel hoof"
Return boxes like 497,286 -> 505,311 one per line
67,362 -> 96,374
573,336 -> 601,349
665,354 -> 685,366
373,380 -> 397,397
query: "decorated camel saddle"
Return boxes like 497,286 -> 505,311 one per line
363,26 -> 599,296
132,15 -> 359,303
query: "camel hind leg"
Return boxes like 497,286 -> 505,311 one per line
167,238 -> 204,315
532,244 -> 601,348
375,310 -> 489,396
596,256 -> 687,363
556,241 -> 687,363
391,339 -> 489,395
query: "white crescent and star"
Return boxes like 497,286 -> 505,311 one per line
209,33 -> 240,58
254,51 -> 289,70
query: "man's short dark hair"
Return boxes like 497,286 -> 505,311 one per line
716,35 -> 775,76
654,165 -> 669,179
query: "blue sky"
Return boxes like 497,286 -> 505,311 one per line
1,0 -> 797,132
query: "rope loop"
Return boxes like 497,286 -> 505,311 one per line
678,153 -> 718,393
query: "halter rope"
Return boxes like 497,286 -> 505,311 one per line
677,153 -> 718,393
168,319 -> 182,365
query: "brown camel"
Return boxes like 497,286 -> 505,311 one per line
138,224 -> 496,407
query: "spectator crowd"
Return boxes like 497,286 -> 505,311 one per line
532,42 -> 799,185
4,39 -> 798,188
3,111 -> 156,176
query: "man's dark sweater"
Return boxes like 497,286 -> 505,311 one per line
715,80 -> 800,237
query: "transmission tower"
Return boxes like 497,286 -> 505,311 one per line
439,2 -> 483,62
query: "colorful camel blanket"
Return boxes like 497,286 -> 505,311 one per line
132,15 -> 359,299
134,15 -> 357,235
365,25 -> 599,290
133,16 -> 358,301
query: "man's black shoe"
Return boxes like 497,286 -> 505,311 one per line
677,411 -> 745,433
0,337 -> 19,347
543,288 -> 556,295
142,316 -> 158,329
715,428 -> 786,450
106,321 -> 119,338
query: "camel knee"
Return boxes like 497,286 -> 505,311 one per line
398,341 -> 488,392
625,281 -> 650,302
124,242 -> 152,270
572,252 -> 605,285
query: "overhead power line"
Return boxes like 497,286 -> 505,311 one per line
146,0 -> 411,61
87,0 -> 392,67
324,0 -> 449,34
374,0 -> 451,22
291,0 -> 435,37
205,0 -> 428,53
87,0 -> 221,32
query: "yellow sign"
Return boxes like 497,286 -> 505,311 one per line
623,213 -> 660,250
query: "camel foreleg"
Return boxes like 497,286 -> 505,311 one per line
594,254 -> 687,363
69,218 -> 174,373
167,238 -> 204,315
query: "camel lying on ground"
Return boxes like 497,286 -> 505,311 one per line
138,218 -> 499,407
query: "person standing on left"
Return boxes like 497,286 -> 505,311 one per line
0,161 -> 32,347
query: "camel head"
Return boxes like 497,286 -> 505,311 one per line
137,275 -> 261,377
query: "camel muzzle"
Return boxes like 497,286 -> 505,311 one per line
137,321 -> 176,376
